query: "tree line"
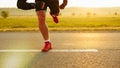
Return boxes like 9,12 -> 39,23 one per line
0,10 -> 119,19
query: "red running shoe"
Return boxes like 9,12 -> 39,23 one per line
50,13 -> 59,23
42,42 -> 52,52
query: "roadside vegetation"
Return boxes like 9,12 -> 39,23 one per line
0,8 -> 120,31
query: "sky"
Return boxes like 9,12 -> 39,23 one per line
0,0 -> 120,8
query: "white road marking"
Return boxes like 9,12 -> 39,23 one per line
50,49 -> 98,52
0,49 -> 98,52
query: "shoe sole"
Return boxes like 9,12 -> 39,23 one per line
42,48 -> 52,52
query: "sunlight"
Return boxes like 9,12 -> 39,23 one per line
2,53 -> 24,68
0,0 -> 120,8
67,0 -> 120,7
74,33 -> 106,48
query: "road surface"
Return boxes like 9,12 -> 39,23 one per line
0,32 -> 120,68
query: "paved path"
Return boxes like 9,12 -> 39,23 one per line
0,32 -> 120,68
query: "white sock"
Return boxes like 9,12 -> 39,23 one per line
44,39 -> 50,43
52,15 -> 57,17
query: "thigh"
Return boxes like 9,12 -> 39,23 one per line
35,0 -> 47,11
45,0 -> 59,15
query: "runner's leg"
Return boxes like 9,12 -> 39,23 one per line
46,0 -> 60,23
35,0 -> 48,40
47,0 -> 59,15
35,0 -> 52,52
17,0 -> 35,10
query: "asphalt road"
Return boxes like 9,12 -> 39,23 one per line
0,32 -> 120,68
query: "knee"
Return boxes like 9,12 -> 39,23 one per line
37,11 -> 46,24
37,11 -> 45,20
48,0 -> 60,15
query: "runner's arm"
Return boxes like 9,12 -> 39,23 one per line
60,0 -> 68,9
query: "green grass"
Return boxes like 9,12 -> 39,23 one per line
0,8 -> 120,31
0,16 -> 38,28
0,16 -> 120,28
0,16 -> 120,31
48,16 -> 120,28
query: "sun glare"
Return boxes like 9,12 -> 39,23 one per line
2,53 -> 24,68
0,0 -> 120,8
67,0 -> 120,8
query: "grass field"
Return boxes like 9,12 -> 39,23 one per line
0,16 -> 120,31
0,8 -> 120,31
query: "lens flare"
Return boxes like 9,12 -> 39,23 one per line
2,53 -> 24,68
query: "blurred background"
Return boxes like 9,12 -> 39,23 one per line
0,0 -> 120,68
0,0 -> 120,31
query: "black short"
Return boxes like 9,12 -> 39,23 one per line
17,0 -> 59,14
17,0 -> 35,10
35,0 -> 60,14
